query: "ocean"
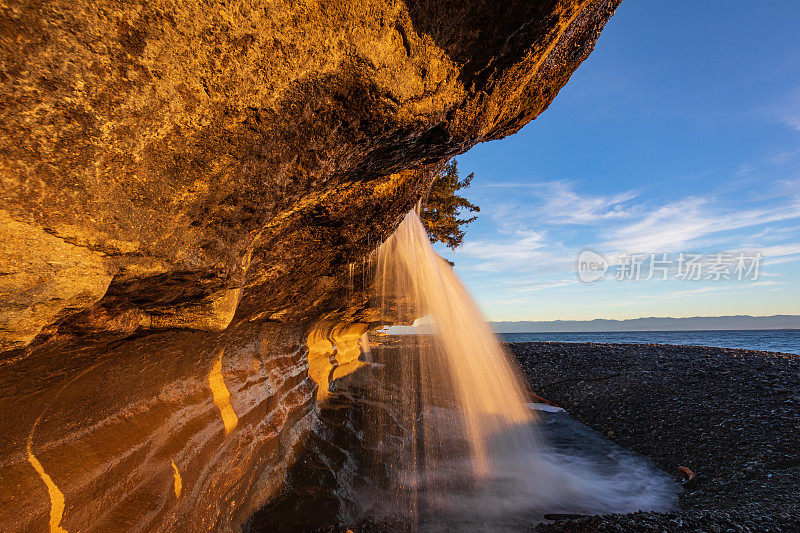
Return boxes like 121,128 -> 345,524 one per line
498,329 -> 800,355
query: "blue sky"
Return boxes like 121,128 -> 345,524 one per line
438,0 -> 800,322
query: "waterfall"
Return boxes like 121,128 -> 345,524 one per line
362,210 -> 677,528
377,210 -> 534,475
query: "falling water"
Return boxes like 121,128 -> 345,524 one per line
364,210 -> 677,529
377,210 -> 533,475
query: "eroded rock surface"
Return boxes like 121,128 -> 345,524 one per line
0,1 -> 619,530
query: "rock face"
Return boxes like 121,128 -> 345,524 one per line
0,0 -> 619,530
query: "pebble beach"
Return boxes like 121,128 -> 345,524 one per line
509,342 -> 800,532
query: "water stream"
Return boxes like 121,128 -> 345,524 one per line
361,210 -> 678,529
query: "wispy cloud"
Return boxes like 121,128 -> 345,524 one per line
444,167 -> 800,317
751,243 -> 800,258
661,286 -> 722,299
661,280 -> 782,300
480,180 -> 640,224
515,279 -> 579,293
751,280 -> 782,287
534,181 -> 639,224
751,225 -> 800,241
766,88 -> 800,130
604,196 -> 800,253
763,254 -> 800,266
767,149 -> 800,165
455,227 -> 569,272
605,197 -> 713,252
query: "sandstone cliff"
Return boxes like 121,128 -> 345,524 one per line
0,1 -> 619,530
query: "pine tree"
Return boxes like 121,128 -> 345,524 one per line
420,160 -> 480,250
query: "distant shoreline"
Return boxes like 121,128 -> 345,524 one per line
496,327 -> 800,334
490,315 -> 800,333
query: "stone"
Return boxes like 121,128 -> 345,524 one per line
0,0 -> 620,530
0,211 -> 113,351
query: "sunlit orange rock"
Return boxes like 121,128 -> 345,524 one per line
0,0 -> 619,529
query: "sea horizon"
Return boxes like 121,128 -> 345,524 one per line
496,329 -> 800,355
495,327 -> 800,333
490,314 -> 800,334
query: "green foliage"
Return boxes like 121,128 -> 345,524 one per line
420,160 -> 480,250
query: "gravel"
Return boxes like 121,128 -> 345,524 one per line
507,342 -> 800,532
